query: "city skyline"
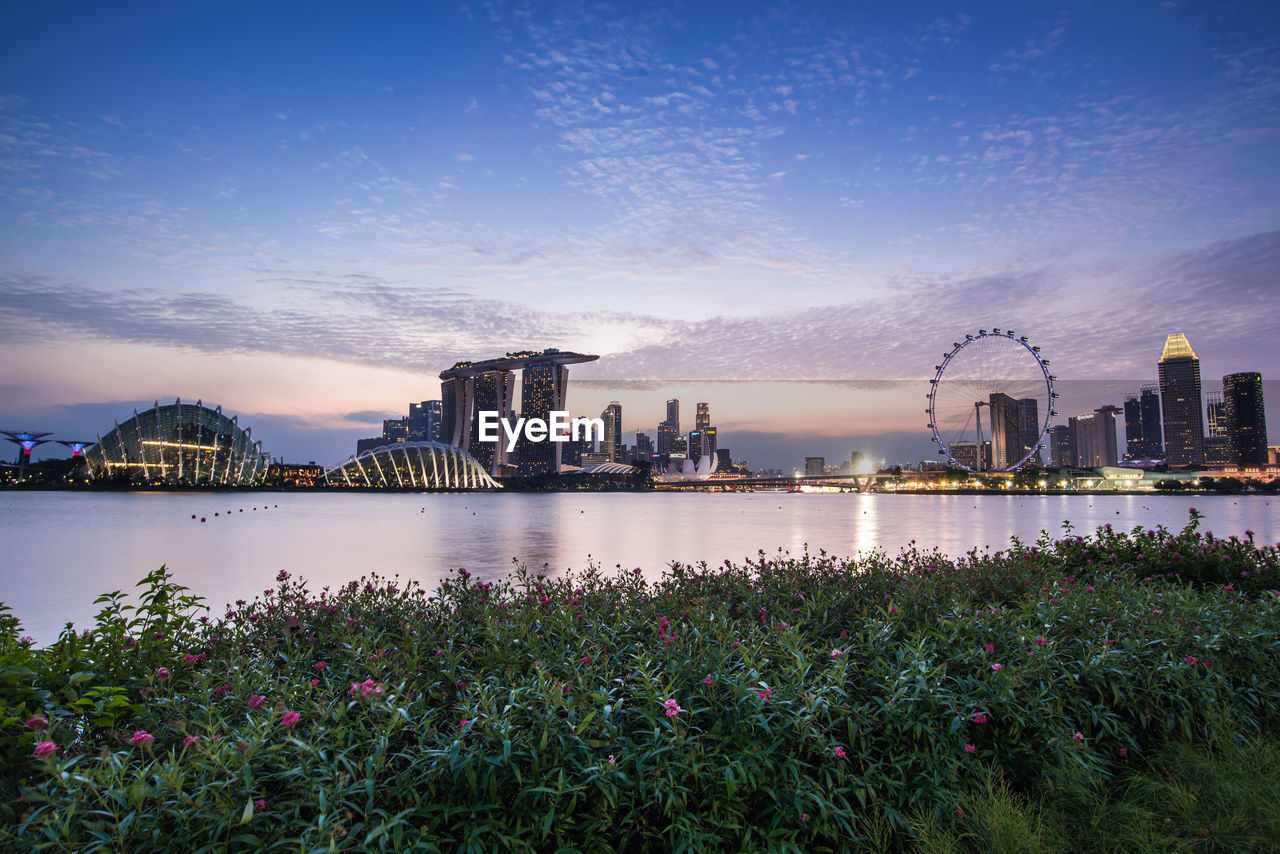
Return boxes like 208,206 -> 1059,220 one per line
3,2 -> 1279,468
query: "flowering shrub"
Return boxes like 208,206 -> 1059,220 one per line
0,511 -> 1277,850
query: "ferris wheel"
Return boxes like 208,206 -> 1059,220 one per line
926,329 -> 1057,472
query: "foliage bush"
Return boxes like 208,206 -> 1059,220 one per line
2,510 -> 1278,851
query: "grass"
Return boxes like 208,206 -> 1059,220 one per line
1,508 -> 1278,851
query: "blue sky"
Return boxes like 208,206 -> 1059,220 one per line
2,1 -> 1278,468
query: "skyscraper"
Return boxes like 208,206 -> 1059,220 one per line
469,370 -> 514,472
517,361 -> 567,475
1017,397 -> 1042,465
1158,333 -> 1205,466
1203,391 -> 1231,466
696,403 -> 710,433
665,399 -> 680,434
656,421 -> 678,457
1048,424 -> 1074,468
1223,372 -> 1268,466
1123,386 -> 1162,460
407,400 -> 442,443
988,392 -> 1022,470
602,401 -> 622,462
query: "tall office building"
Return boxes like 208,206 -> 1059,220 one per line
1123,386 -> 1162,460
1070,407 -> 1121,467
656,421 -> 678,456
407,401 -> 441,443
1048,424 -> 1074,468
687,430 -> 702,465
1017,398 -> 1042,465
696,403 -> 710,433
1158,333 -> 1205,466
382,419 -> 408,443
602,401 -> 622,462
1203,391 -> 1231,466
704,426 -> 717,460
1223,372 -> 1268,465
665,399 -> 680,434
469,371 -> 514,472
517,361 -> 567,475
634,431 -> 653,460
988,392 -> 1022,470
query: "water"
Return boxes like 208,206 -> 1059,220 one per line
2,491 -> 1277,644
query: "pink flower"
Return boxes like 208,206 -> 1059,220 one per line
249,694 -> 266,708
254,798 -> 266,810
964,743 -> 976,754
663,698 -> 683,717
973,712 -> 987,724
1035,636 -> 1047,646
460,719 -> 470,730
830,648 -> 843,658
1085,586 -> 1095,593
1073,732 -> 1084,742
33,741 -> 58,758
608,754 -> 616,765
280,711 -> 300,727
758,688 -> 773,699
25,713 -> 48,730
1152,610 -> 1162,616
991,663 -> 1002,672
310,678 -> 319,686
834,746 -> 847,758
983,643 -> 995,654
129,730 -> 154,746
1118,747 -> 1128,758
802,812 -> 809,823
703,677 -> 713,685
156,667 -> 170,681
314,661 -> 327,670
349,678 -> 383,699
182,735 -> 200,747
1183,655 -> 1197,665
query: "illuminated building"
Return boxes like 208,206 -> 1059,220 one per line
440,350 -> 598,476
805,457 -> 825,476
1158,333 -> 1205,466
687,430 -> 702,465
325,442 -> 499,489
407,401 -> 442,443
948,441 -> 992,471
1017,398 -> 1042,465
84,399 -> 266,485
267,462 -> 325,487
1203,392 -> 1231,466
602,401 -> 622,462
1048,425 -> 1074,467
1123,386 -> 1162,460
1223,372 -> 1268,466
696,403 -> 710,433
666,399 -> 680,433
988,392 -> 1022,470
656,421 -> 678,456
517,359 -> 568,475
383,418 -> 408,443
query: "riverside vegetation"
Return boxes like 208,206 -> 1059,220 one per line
2,510 -> 1279,852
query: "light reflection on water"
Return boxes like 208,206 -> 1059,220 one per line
1,491 -> 1276,644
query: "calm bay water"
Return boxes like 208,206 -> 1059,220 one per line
2,490 -> 1277,645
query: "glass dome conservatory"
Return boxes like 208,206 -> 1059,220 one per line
324,441 -> 500,489
86,399 -> 267,485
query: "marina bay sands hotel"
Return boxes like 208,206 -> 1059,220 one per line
439,349 -> 599,477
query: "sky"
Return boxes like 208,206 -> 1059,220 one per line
2,0 -> 1278,469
